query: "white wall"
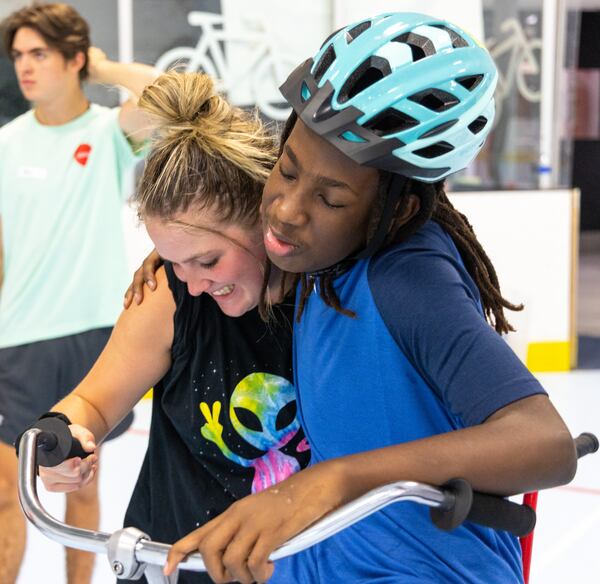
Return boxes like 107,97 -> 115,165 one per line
449,189 -> 577,362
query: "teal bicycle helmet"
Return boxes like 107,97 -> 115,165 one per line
280,12 -> 497,183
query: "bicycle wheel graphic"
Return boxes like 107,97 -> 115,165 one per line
155,47 -> 218,80
251,55 -> 296,121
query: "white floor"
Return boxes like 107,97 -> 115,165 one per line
16,370 -> 600,584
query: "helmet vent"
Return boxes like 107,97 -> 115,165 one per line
419,119 -> 458,139
338,56 -> 391,103
409,88 -> 460,112
432,25 -> 469,48
300,81 -> 312,102
414,141 -> 455,158
468,116 -> 488,134
457,75 -> 484,91
319,27 -> 343,50
364,108 -> 419,136
393,32 -> 436,61
345,21 -> 371,44
314,45 -> 337,84
313,91 -> 338,123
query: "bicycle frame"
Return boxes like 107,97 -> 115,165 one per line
488,18 -> 541,103
186,15 -> 277,93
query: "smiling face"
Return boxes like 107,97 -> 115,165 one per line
145,206 -> 267,317
261,120 -> 379,274
10,27 -> 82,104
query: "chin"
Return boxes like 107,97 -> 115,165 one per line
267,254 -> 323,275
222,298 -> 257,318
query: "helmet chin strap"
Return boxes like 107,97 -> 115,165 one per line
307,174 -> 408,278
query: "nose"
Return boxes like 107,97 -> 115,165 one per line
187,278 -> 212,297
271,184 -> 309,228
15,54 -> 33,74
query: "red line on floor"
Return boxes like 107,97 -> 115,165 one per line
126,427 -> 150,437
557,485 -> 600,496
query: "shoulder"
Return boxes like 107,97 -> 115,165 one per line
368,221 -> 481,317
86,103 -> 120,127
0,111 -> 35,141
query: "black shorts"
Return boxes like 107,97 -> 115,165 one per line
0,327 -> 133,446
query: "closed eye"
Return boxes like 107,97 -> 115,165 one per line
197,258 -> 218,269
318,194 -> 345,209
278,163 -> 296,181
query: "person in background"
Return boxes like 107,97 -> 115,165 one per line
0,4 -> 158,582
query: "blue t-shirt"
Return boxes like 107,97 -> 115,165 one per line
273,221 -> 545,584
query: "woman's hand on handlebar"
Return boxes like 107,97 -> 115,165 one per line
123,249 -> 163,308
38,425 -> 98,493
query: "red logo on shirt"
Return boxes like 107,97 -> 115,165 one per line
74,143 -> 92,166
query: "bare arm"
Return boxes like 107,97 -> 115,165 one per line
336,395 -> 575,499
164,394 -> 576,582
87,47 -> 160,143
52,267 -> 174,442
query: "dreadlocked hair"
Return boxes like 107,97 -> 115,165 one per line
360,172 -> 524,334
428,181 -> 523,334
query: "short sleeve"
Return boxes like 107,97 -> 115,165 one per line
368,242 -> 546,427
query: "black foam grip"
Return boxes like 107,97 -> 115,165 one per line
34,417 -> 91,467
466,492 -> 536,537
429,478 -> 473,531
574,433 -> 599,459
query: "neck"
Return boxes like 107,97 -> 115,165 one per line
34,88 -> 89,126
266,264 -> 295,304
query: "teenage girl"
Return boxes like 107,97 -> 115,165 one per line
35,71 -> 309,584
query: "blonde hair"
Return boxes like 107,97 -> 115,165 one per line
135,71 -> 277,227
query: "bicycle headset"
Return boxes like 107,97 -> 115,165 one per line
279,12 -> 498,274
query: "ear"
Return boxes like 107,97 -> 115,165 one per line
68,50 -> 86,76
398,193 -> 421,224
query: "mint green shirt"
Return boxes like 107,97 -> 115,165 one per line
0,105 -> 142,348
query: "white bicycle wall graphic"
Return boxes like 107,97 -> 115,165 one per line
486,18 -> 542,123
155,11 -> 296,120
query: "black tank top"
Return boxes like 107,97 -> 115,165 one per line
123,262 -> 308,584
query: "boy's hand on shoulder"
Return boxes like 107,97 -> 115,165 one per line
163,460 -> 349,584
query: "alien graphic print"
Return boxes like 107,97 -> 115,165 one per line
122,262 -> 308,584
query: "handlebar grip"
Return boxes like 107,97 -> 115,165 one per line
465,492 -> 536,537
430,479 -> 536,537
34,417 -> 91,467
574,432 -> 599,459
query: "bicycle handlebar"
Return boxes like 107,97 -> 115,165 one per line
17,422 -> 598,579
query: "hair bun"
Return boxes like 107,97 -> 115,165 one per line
139,71 -> 219,137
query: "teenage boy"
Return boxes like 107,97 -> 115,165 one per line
0,4 -> 158,582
